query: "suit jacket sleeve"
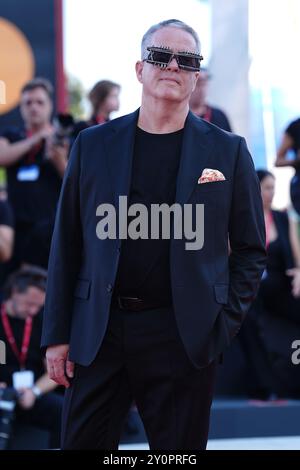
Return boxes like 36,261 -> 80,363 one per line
41,133 -> 82,348
225,137 -> 267,338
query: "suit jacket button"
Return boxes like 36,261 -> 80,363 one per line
107,284 -> 113,293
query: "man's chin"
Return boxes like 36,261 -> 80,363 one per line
28,118 -> 43,127
157,89 -> 182,102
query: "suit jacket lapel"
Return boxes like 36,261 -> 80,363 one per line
104,109 -> 139,211
175,112 -> 215,205
104,109 -> 214,221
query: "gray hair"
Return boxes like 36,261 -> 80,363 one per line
141,19 -> 201,59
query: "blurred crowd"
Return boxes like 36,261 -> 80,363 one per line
0,77 -> 121,449
0,67 -> 300,448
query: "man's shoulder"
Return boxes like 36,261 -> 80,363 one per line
191,112 -> 240,143
78,111 -> 138,142
0,126 -> 25,142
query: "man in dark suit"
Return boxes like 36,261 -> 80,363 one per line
41,19 -> 266,450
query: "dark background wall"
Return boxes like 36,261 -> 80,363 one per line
0,0 -> 64,129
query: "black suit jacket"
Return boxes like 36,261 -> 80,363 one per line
41,110 -> 266,368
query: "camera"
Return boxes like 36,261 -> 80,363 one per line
52,113 -> 75,147
0,387 -> 18,450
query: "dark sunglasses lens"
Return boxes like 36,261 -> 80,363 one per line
178,55 -> 200,70
150,51 -> 172,65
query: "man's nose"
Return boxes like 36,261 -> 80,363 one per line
28,103 -> 38,111
167,56 -> 179,70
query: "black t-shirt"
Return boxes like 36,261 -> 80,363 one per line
22,218 -> 54,269
114,126 -> 183,304
0,127 -> 62,225
0,309 -> 45,386
286,118 -> 300,154
0,199 -> 14,228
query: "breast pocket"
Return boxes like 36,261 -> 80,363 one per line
196,180 -> 228,193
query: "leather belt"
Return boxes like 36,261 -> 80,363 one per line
111,295 -> 172,312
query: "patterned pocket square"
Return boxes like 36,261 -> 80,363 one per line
198,168 -> 226,184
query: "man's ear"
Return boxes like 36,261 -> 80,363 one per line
191,72 -> 200,92
135,61 -> 144,84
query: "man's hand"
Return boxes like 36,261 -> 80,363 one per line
286,268 -> 300,298
18,388 -> 36,410
33,127 -> 54,143
28,127 -> 54,148
0,382 -> 7,389
46,344 -> 74,388
45,138 -> 69,176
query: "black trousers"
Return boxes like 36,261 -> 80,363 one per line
61,306 -> 216,450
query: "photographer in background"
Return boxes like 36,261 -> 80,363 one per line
0,266 -> 62,449
0,78 -> 69,274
